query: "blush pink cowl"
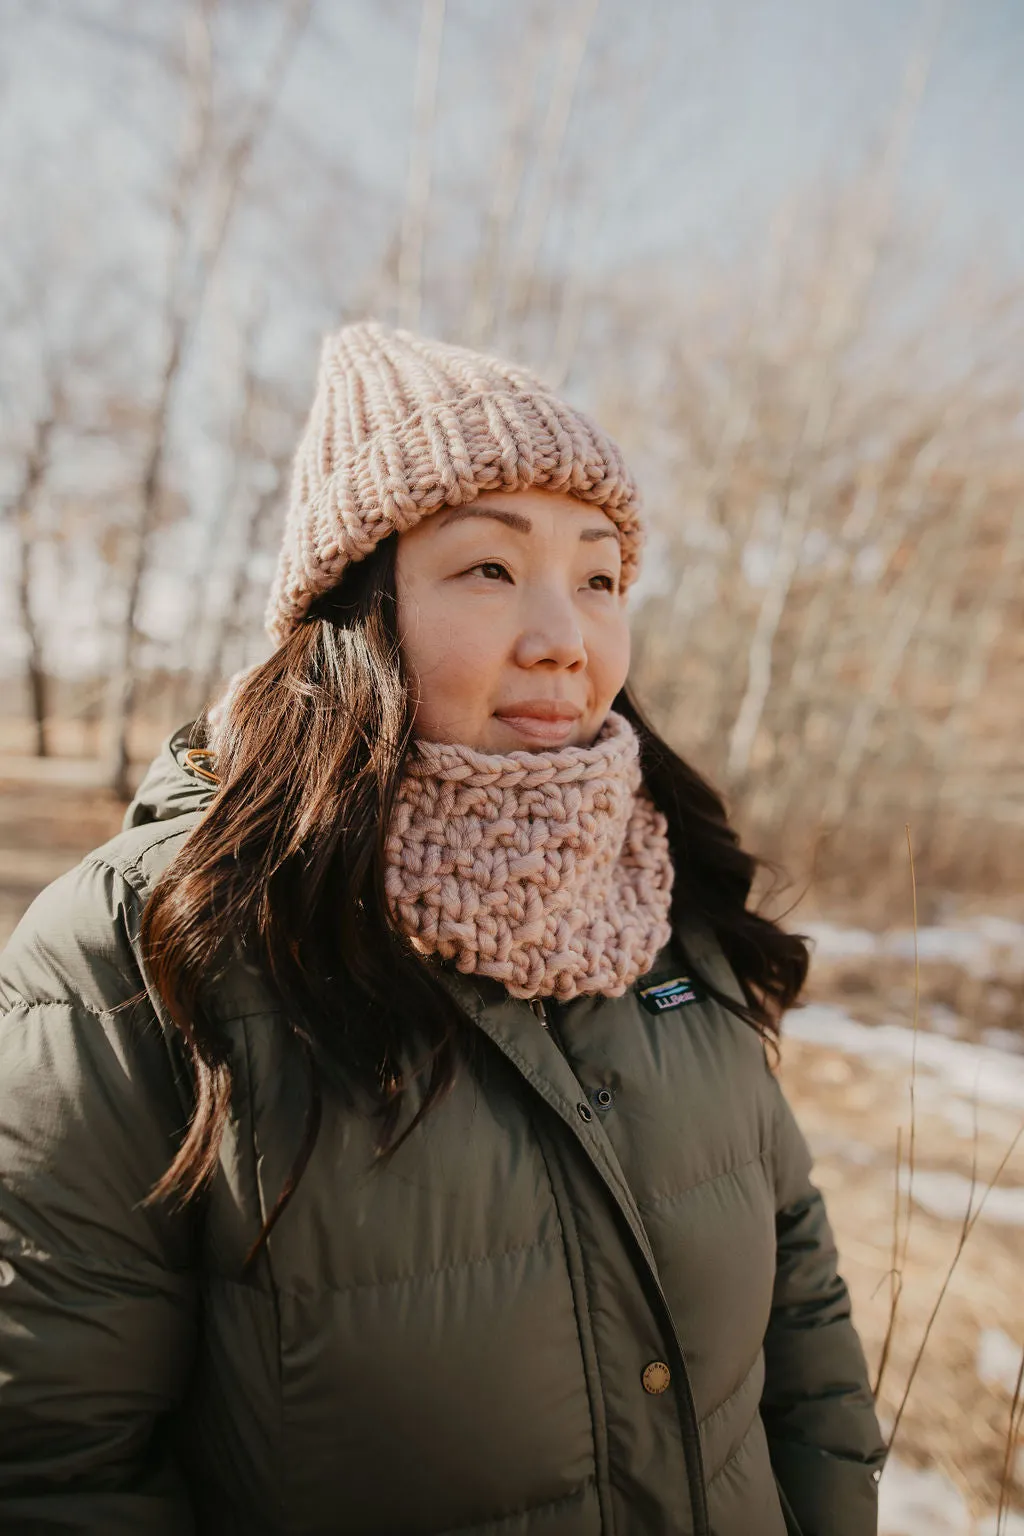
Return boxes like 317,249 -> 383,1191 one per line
384,711 -> 674,1001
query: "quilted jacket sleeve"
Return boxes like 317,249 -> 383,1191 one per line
0,857 -> 199,1534
762,1068 -> 886,1536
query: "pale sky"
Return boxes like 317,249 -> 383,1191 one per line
5,0 -> 1023,310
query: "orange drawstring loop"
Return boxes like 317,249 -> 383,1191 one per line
184,748 -> 221,786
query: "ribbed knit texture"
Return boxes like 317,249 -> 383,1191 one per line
383,712 -> 674,1001
266,320 -> 644,644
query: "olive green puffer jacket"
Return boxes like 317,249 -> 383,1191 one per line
0,731 -> 884,1536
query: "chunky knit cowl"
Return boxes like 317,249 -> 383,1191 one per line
384,711 -> 674,1001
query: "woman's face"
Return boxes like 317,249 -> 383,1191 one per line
394,487 -> 631,751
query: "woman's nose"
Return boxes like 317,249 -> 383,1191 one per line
513,591 -> 587,670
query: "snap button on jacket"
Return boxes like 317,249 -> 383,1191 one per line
0,732 -> 884,1536
643,1363 -> 672,1395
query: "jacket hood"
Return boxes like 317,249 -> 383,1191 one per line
122,724 -> 218,831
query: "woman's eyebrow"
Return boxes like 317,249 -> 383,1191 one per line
438,504 -> 618,543
438,506 -> 532,533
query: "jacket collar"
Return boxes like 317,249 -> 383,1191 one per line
123,723 -> 218,831
438,964 -> 665,1275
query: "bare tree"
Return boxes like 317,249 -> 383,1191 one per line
193,453 -> 290,712
5,398 -> 62,756
462,3 -> 547,350
724,22 -> 939,786
106,0 -> 311,796
620,184 -> 1024,896
496,0 -> 599,346
168,298 -> 267,722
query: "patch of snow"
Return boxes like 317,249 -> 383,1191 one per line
932,1096 -> 988,1141
977,1515 -> 1024,1536
877,1451 -> 1024,1536
878,1457 -> 969,1535
898,1167 -> 1024,1227
885,928 -> 991,969
803,918 -> 1024,979
977,1327 -> 1024,1394
984,1027 -> 1024,1056
971,916 -> 1024,951
803,922 -> 881,958
807,1130 -> 877,1166
929,1004 -> 963,1038
785,1005 -> 1024,1114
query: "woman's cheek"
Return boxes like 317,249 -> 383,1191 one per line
430,611 -> 500,696
591,616 -> 631,699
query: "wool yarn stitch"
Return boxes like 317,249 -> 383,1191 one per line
383,711 -> 674,1001
266,320 -> 644,645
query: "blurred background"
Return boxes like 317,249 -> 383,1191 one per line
1,2 -> 1022,1530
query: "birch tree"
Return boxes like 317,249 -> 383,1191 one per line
107,0 -> 310,796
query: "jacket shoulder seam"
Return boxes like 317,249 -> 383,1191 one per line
83,825 -> 195,898
0,993 -> 145,1023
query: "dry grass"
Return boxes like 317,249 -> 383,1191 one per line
782,831 -> 1023,1523
781,1032 -> 1024,1520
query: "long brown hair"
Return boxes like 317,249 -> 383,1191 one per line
140,537 -> 808,1269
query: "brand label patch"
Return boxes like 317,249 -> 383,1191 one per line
637,975 -> 704,1014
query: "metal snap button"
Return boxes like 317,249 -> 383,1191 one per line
642,1361 -> 671,1395
595,1088 -> 614,1108
576,1101 -> 593,1122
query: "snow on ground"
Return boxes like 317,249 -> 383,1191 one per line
977,1327 -> 1024,1394
804,917 -> 1024,978
898,1166 -> 1024,1227
785,1004 -> 1024,1116
879,1457 -> 1024,1535
788,923 -> 1024,1532
879,1458 -> 970,1535
983,1028 -> 1024,1057
976,1515 -> 1024,1536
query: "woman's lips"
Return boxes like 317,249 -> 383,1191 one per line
494,703 -> 582,747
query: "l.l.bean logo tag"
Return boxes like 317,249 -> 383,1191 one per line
637,975 -> 704,1015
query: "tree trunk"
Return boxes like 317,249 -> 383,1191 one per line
8,410 -> 59,757
14,518 -> 48,757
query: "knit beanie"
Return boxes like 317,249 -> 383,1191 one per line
265,321 -> 644,645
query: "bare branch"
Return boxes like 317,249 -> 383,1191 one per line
398,0 -> 446,333
498,0 -> 598,340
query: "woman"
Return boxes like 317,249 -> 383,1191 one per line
0,322 -> 883,1535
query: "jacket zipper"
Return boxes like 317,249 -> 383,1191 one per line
527,992 -> 710,1534
530,997 -> 550,1029
531,997 -> 567,1057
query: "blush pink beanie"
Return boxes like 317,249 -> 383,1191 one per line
265,320 -> 644,645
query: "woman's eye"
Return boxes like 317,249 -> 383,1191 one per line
588,573 -> 616,592
471,561 -> 512,582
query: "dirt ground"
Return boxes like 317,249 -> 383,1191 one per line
0,760 -> 128,950
1,753 -> 1021,1530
